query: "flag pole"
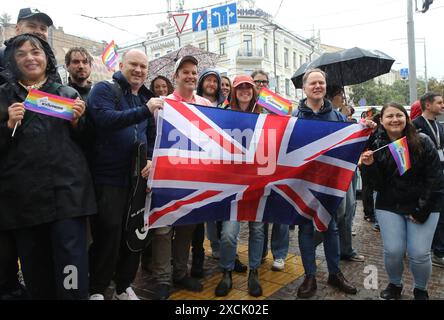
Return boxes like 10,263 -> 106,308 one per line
11,122 -> 19,137
372,144 -> 389,153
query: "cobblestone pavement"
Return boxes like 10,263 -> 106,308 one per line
132,199 -> 444,300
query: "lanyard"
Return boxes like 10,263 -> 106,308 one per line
422,116 -> 441,149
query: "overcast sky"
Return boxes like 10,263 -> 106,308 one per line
2,0 -> 443,79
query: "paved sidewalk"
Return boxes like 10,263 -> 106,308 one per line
132,199 -> 444,300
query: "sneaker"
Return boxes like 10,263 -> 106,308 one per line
89,293 -> 105,300
271,258 -> 285,271
113,287 -> 140,300
432,254 -> 444,268
380,283 -> 402,300
349,253 -> 365,262
233,258 -> 247,273
352,230 -> 357,236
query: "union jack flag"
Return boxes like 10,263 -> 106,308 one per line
146,99 -> 371,231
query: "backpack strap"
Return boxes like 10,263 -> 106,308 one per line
106,79 -> 123,111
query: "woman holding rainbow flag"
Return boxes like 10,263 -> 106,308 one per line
0,34 -> 96,299
361,102 -> 444,300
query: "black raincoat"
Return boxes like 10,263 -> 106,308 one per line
0,34 -> 96,230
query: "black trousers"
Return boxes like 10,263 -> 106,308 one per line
11,217 -> 89,300
0,231 -> 20,295
89,185 -> 141,295
360,166 -> 375,218
191,223 -> 205,268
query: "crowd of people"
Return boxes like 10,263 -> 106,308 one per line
0,8 -> 443,301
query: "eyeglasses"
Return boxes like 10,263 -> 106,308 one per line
254,80 -> 269,85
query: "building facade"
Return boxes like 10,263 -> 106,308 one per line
118,0 -> 322,101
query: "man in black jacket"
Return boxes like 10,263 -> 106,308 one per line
413,92 -> 444,268
87,49 -> 162,300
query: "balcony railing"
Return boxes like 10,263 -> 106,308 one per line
237,48 -> 263,58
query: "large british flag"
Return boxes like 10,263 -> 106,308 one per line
146,99 -> 371,231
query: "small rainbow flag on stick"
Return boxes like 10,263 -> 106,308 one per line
256,87 -> 293,116
102,40 -> 119,70
374,136 -> 411,175
23,89 -> 75,121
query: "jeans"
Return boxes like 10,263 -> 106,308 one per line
433,212 -> 444,257
220,221 -> 264,270
270,224 -> 289,260
206,221 -> 220,254
337,173 -> 358,258
298,218 -> 341,276
376,210 -> 439,291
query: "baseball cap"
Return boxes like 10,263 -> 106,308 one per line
17,8 -> 53,27
232,75 -> 255,88
174,55 -> 198,74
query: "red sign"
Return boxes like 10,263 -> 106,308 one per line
172,13 -> 189,34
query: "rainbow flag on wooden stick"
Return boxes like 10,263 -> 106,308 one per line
102,40 -> 119,70
256,87 -> 293,116
388,136 -> 411,175
23,89 -> 75,121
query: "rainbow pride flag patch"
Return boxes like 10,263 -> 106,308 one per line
23,89 -> 75,121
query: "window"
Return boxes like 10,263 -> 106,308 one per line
243,35 -> 253,55
199,42 -> 206,50
285,79 -> 291,96
299,54 -> 303,67
160,29 -> 165,36
264,38 -> 269,58
293,52 -> 297,69
275,76 -> 280,93
219,37 -> 226,55
274,43 -> 279,62
154,53 -> 160,58
284,48 -> 289,67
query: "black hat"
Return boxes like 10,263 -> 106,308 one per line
17,8 -> 53,27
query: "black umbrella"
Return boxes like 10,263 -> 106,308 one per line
291,47 -> 395,88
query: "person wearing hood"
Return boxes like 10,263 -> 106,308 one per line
196,68 -> 226,107
0,34 -> 96,299
292,69 -> 358,299
0,7 -> 55,301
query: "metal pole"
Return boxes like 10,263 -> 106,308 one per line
424,38 -> 428,92
407,0 -> 418,103
273,25 -> 277,92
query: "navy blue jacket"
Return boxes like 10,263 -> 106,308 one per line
293,98 -> 346,122
87,71 -> 154,187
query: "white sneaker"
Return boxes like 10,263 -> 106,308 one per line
89,293 -> 105,300
113,287 -> 140,300
271,258 -> 285,271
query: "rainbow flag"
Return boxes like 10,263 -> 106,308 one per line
102,40 -> 119,70
221,99 -> 229,108
23,89 -> 75,121
388,136 -> 411,175
256,87 -> 293,116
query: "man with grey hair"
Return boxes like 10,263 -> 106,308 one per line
87,49 -> 162,300
293,69 -> 358,299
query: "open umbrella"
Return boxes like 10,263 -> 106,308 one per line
291,47 -> 395,88
147,44 -> 221,84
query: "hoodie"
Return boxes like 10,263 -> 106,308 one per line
293,98 -> 346,122
196,68 -> 226,107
